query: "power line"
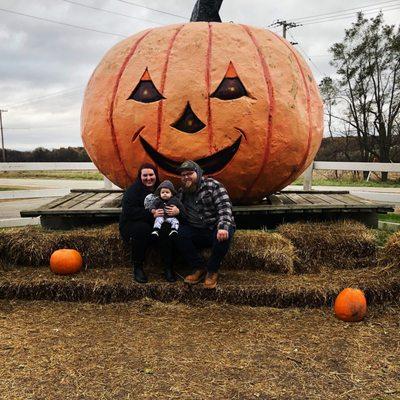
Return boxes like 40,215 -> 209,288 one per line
0,7 -> 129,38
59,0 -> 163,26
113,0 -> 187,20
301,5 -> 400,25
6,87 -> 85,109
289,33 -> 326,77
289,0 -> 400,22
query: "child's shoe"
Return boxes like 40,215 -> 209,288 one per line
169,229 -> 178,236
151,229 -> 160,237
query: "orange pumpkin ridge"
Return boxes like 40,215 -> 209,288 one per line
156,25 -> 185,151
110,29 -> 153,183
270,31 -> 312,193
239,24 -> 275,200
206,22 -> 214,155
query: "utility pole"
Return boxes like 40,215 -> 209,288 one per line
269,19 -> 302,40
0,109 -> 7,162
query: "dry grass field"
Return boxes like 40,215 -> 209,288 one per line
0,299 -> 399,400
1,222 -> 399,399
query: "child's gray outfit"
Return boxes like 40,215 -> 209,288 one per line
144,180 -> 183,234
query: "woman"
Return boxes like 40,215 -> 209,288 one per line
119,163 -> 178,283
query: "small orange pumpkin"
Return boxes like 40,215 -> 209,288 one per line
334,288 -> 367,322
50,249 -> 83,275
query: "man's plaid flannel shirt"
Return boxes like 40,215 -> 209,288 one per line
193,177 -> 235,231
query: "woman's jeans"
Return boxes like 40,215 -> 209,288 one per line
176,225 -> 235,273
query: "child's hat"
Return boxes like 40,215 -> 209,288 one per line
155,180 -> 176,196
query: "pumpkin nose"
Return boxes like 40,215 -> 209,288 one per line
171,102 -> 206,134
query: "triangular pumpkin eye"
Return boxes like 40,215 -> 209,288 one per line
128,69 -> 164,103
211,62 -> 248,100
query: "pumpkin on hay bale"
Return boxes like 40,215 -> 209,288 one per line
0,225 -> 295,274
50,249 -> 83,275
277,220 -> 377,273
378,231 -> 400,270
334,288 -> 367,322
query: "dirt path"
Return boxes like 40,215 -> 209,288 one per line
0,299 -> 399,400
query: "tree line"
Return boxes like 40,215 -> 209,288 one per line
4,147 -> 90,162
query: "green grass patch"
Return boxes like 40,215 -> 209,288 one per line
293,177 -> 400,188
0,171 -> 103,180
378,213 -> 400,223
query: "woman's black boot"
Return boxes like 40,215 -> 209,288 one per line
133,264 -> 148,283
164,267 -> 177,283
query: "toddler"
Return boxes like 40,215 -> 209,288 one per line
144,180 -> 183,236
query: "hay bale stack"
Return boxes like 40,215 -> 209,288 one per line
0,225 -> 129,268
223,231 -> 295,274
0,225 -> 295,273
378,231 -> 400,269
277,220 -> 377,273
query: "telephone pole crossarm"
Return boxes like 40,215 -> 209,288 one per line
269,19 -> 302,39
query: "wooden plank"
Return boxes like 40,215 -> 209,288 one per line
299,193 -> 327,205
344,193 -> 375,205
311,193 -> 344,205
307,193 -> 331,204
69,193 -> 103,210
277,194 -> 295,204
329,194 -> 359,205
69,192 -> 109,210
70,189 -> 124,193
281,190 -> 350,195
34,192 -> 80,211
285,193 -> 312,205
268,194 -> 283,205
57,193 -> 97,210
85,192 -> 123,209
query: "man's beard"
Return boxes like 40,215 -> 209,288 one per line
182,180 -> 197,193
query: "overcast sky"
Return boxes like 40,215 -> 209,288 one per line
0,0 -> 399,150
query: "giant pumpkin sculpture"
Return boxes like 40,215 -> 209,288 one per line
81,0 -> 323,204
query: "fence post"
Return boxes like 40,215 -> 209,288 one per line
103,176 -> 113,190
303,162 -> 314,191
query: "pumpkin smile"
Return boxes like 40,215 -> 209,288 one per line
139,132 -> 243,175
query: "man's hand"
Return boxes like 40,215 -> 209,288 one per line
152,208 -> 164,218
165,205 -> 180,217
216,229 -> 229,242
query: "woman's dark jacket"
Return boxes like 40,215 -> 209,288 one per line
119,181 -> 153,242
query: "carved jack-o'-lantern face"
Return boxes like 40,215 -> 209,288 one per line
81,22 -> 323,204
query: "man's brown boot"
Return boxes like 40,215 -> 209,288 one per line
184,269 -> 206,285
204,272 -> 218,289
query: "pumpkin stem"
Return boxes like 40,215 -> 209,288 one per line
190,0 -> 223,22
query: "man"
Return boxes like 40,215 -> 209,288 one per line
175,160 -> 235,289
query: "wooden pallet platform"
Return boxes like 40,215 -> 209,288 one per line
20,189 -> 395,229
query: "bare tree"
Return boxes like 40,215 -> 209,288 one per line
321,12 -> 400,180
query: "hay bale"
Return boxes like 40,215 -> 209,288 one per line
277,220 -> 377,273
223,231 -> 295,274
0,225 -> 295,274
0,225 -> 129,268
378,231 -> 400,269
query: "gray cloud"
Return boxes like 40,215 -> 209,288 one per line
0,0 -> 398,149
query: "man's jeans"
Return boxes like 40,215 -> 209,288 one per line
176,225 -> 235,273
